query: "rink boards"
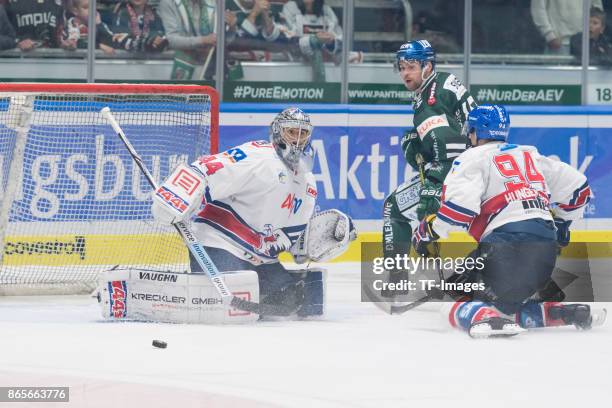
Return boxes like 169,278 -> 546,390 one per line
1,104 -> 612,265
1,228 -> 611,266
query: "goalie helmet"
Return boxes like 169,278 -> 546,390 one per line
464,104 -> 510,142
270,107 -> 314,172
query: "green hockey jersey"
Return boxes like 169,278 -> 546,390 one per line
402,71 -> 477,184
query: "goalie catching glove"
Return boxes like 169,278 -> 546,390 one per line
291,209 -> 357,263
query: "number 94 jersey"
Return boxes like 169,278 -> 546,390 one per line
432,143 -> 591,242
189,140 -> 317,265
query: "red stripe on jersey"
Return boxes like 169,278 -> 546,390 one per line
467,183 -> 543,242
468,191 -> 510,241
438,205 -> 474,224
559,186 -> 591,210
198,205 -> 262,249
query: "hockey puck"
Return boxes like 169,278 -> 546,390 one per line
152,340 -> 167,349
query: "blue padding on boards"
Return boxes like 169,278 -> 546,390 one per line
220,103 -> 612,115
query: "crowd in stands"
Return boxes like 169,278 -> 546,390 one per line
0,0 -> 611,78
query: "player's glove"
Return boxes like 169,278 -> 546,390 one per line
412,214 -> 440,257
401,128 -> 421,172
416,178 -> 442,221
554,218 -> 572,247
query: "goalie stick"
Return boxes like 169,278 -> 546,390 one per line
100,107 -> 297,317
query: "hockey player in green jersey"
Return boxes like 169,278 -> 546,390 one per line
381,40 -> 477,298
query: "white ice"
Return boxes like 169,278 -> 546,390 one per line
0,262 -> 610,408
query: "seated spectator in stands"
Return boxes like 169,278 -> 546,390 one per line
571,7 -> 612,66
159,0 -> 237,80
60,0 -> 116,54
281,0 -> 342,82
412,10 -> 460,53
5,0 -> 63,51
111,0 -> 168,52
531,0 -> 603,55
0,4 -> 16,50
228,0 -> 283,43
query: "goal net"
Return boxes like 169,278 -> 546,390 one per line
0,83 -> 218,295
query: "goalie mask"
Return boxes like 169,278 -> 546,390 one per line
270,107 -> 314,172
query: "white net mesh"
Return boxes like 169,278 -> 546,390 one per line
0,86 -> 216,295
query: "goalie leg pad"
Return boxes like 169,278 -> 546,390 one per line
96,268 -> 259,324
255,267 -> 327,319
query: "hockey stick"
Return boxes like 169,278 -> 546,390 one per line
365,244 -> 445,315
100,107 -> 296,317
389,243 -> 445,314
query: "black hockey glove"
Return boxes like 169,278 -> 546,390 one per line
401,128 -> 421,172
554,218 -> 571,247
412,214 -> 440,257
416,178 -> 442,221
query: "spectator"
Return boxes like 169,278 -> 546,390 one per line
412,10 -> 460,53
159,0 -> 237,80
227,0 -> 283,43
531,0 -> 603,55
571,7 -> 612,66
5,0 -> 63,51
111,0 -> 168,52
281,0 -> 342,82
60,0 -> 116,54
0,4 -> 16,50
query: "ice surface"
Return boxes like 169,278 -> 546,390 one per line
0,262 -> 610,408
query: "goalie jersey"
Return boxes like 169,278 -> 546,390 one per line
189,140 -> 317,265
432,143 -> 591,241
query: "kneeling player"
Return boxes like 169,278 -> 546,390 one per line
98,107 -> 356,323
412,105 -> 605,338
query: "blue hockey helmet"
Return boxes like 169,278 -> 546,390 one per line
395,40 -> 436,71
465,105 -> 510,142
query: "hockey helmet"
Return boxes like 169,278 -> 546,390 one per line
465,105 -> 510,142
395,40 -> 436,72
270,107 -> 314,172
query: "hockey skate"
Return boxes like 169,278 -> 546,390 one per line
469,317 -> 527,339
548,304 -> 607,330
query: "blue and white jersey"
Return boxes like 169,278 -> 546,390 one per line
432,142 -> 591,242
189,140 -> 317,265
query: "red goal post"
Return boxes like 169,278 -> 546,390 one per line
0,83 -> 219,295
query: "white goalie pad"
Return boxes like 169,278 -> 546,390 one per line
291,209 -> 357,263
151,163 -> 206,224
95,268 -> 259,324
